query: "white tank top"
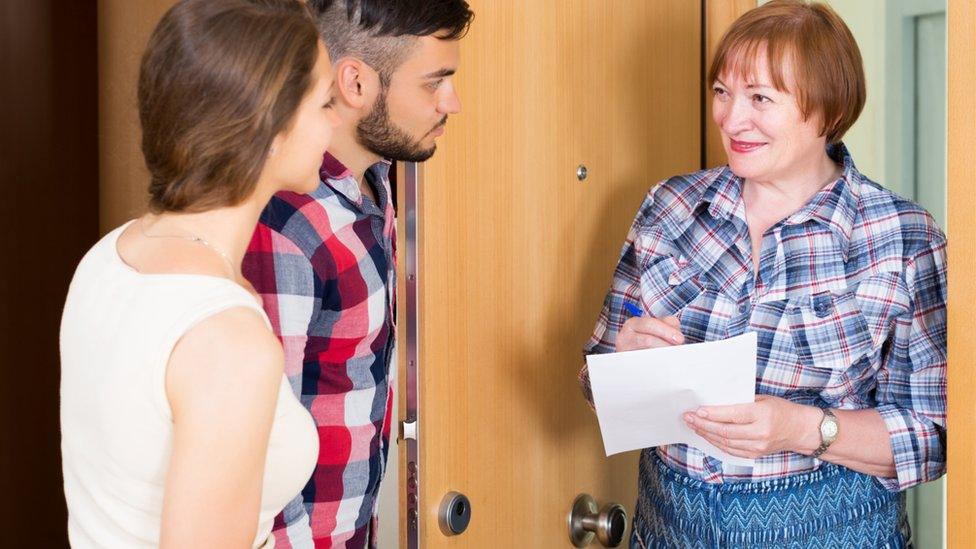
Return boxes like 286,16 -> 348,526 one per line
60,222 -> 318,548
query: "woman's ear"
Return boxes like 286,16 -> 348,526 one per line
268,134 -> 283,158
335,57 -> 377,110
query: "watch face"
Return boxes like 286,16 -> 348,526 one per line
822,420 -> 838,438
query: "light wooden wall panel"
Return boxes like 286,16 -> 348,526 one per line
98,0 -> 175,233
946,0 -> 975,545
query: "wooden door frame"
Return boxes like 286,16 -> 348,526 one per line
946,1 -> 974,545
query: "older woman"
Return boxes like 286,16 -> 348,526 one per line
580,1 -> 946,547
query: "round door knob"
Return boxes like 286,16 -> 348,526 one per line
438,491 -> 471,536
568,493 -> 628,547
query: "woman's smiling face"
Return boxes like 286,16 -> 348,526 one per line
712,50 -> 829,184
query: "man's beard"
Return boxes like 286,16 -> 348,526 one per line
356,87 -> 445,163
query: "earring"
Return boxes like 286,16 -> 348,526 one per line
269,145 -> 277,156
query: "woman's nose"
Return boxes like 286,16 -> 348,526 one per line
718,98 -> 752,135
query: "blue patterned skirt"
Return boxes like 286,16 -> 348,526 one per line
631,451 -> 911,548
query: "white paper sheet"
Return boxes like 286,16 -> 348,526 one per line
586,331 -> 758,467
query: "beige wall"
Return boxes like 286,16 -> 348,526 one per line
98,0 -> 175,233
753,0 -> 890,186
822,0 -> 889,187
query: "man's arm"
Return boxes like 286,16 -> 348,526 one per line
244,221 -> 320,543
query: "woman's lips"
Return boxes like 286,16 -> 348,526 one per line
730,139 -> 766,153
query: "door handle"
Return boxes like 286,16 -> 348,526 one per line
567,493 -> 627,547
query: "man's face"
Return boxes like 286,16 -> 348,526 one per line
357,35 -> 461,162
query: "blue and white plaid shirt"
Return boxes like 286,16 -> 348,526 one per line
580,144 -> 947,492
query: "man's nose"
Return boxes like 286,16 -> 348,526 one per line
439,86 -> 461,115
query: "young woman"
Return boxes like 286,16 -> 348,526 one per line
59,1 -> 340,546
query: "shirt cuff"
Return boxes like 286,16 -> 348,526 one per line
578,363 -> 595,410
876,404 -> 946,492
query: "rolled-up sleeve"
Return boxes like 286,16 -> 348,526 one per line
875,236 -> 947,491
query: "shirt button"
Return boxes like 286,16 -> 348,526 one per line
738,303 -> 749,314
813,296 -> 833,317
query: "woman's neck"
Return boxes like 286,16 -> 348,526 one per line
743,151 -> 841,222
146,191 -> 270,279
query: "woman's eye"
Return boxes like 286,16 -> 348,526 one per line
427,79 -> 443,91
752,94 -> 771,104
712,87 -> 729,99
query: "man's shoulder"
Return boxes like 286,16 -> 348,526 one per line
256,188 -> 353,250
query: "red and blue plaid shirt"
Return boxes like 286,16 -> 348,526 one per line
244,153 -> 396,548
581,144 -> 947,492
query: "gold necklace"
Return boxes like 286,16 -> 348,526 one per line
138,217 -> 236,274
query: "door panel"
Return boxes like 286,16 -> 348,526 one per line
401,2 -> 701,546
946,0 -> 975,545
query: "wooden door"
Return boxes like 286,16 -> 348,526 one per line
947,0 -> 975,545
398,2 -> 701,546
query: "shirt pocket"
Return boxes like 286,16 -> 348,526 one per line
640,255 -> 706,318
787,290 -> 875,373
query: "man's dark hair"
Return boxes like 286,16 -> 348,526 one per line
308,0 -> 473,84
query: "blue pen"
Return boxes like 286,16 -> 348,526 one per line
624,302 -> 644,317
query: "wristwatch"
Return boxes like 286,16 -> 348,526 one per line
812,408 -> 839,458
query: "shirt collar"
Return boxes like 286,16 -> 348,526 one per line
701,166 -> 746,224
318,151 -> 392,211
782,142 -> 861,259
696,142 -> 861,259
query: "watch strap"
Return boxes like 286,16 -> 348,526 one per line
811,408 -> 837,459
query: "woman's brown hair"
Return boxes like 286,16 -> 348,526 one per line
139,0 -> 320,213
707,0 -> 865,144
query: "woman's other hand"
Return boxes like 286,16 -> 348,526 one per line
682,395 -> 821,459
616,315 -> 685,352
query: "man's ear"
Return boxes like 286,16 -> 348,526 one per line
335,57 -> 379,110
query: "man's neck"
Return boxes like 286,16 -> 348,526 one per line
328,127 -> 383,192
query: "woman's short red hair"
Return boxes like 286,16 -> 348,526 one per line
708,0 -> 865,144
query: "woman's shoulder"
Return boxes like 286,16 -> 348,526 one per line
853,175 -> 946,252
637,166 -> 728,230
174,306 -> 281,372
167,305 -> 283,408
